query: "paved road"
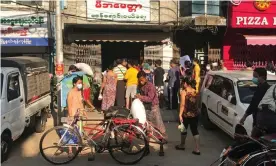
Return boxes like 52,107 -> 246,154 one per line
3,110 -> 232,166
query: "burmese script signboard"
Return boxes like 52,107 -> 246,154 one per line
1,10 -> 49,46
230,1 -> 276,28
87,0 -> 150,22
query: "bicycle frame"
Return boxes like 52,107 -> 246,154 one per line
62,115 -> 143,151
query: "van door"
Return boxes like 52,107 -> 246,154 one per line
6,72 -> 25,139
206,76 -> 225,129
217,78 -> 236,135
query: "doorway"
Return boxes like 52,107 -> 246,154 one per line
101,42 -> 144,70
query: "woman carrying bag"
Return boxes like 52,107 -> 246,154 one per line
175,77 -> 200,155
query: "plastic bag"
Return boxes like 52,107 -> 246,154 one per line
130,99 -> 146,124
98,94 -> 103,100
57,128 -> 78,144
74,63 -> 94,76
178,122 -> 186,133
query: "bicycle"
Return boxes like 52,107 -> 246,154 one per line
143,121 -> 168,156
39,109 -> 148,165
211,124 -> 276,166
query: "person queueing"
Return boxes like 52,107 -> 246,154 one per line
192,58 -> 201,94
167,59 -> 180,109
100,64 -> 117,113
113,59 -> 127,107
175,77 -> 200,155
124,60 -> 139,109
154,59 -> 165,108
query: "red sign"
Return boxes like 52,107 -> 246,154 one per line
55,63 -> 64,76
229,1 -> 276,28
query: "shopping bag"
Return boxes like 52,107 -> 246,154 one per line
130,99 -> 146,124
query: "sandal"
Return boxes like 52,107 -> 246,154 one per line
175,145 -> 185,150
192,151 -> 201,155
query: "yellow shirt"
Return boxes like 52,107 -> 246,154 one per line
124,67 -> 138,86
193,64 -> 201,93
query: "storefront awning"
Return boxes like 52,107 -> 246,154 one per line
244,35 -> 276,46
68,33 -> 169,43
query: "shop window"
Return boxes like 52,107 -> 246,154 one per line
179,0 -> 221,17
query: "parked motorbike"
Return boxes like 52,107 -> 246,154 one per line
211,124 -> 276,166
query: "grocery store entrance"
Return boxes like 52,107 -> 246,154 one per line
101,42 -> 144,70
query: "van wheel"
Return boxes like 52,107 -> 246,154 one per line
201,106 -> 215,130
1,133 -> 12,163
35,111 -> 47,133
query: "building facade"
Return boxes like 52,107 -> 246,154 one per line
61,0 -> 178,72
223,1 -> 276,70
174,1 -> 227,67
0,1 -> 54,58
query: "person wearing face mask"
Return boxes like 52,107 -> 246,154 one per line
67,76 -> 85,117
240,68 -> 270,135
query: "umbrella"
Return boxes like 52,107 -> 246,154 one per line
61,71 -> 90,107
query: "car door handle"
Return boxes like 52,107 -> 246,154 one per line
20,98 -> 23,102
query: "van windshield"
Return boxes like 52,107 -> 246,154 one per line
237,80 -> 276,104
1,73 -> 3,96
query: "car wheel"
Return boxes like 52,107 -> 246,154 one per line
35,111 -> 47,133
201,105 -> 215,130
1,133 -> 12,163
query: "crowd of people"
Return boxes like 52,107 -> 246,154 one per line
64,55 -> 276,157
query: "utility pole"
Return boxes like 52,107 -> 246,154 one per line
56,0 -> 63,126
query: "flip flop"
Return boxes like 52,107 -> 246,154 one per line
175,145 -> 185,150
192,151 -> 201,155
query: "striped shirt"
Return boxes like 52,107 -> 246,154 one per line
113,65 -> 127,80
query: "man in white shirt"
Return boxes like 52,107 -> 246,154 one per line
253,84 -> 276,138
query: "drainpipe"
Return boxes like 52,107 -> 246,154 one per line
158,1 -> 160,25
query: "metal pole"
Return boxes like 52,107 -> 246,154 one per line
56,0 -> 63,126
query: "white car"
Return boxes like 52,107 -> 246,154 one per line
200,70 -> 276,137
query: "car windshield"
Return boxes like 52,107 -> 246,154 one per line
237,80 -> 276,104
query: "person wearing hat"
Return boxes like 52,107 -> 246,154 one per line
143,63 -> 154,84
167,59 -> 180,110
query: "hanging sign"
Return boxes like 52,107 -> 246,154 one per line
0,11 -> 49,46
56,63 -> 64,76
87,0 -> 150,22
230,1 -> 276,28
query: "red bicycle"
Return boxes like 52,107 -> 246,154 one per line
39,109 -> 148,165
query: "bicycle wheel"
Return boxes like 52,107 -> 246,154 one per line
109,124 -> 148,165
39,126 -> 83,165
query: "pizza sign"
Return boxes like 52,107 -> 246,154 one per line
254,0 -> 271,11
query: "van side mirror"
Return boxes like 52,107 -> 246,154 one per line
228,95 -> 237,105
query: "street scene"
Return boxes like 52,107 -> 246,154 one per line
3,111 -> 232,166
1,0 -> 276,166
